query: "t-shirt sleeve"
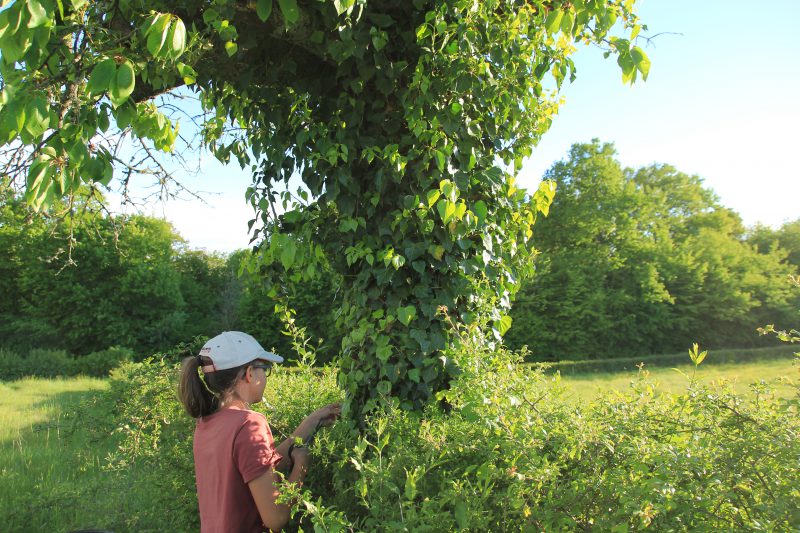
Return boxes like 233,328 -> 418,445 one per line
233,412 -> 280,484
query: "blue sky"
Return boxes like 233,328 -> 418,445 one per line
150,0 -> 800,252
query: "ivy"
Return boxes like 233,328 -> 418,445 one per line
1,0 -> 649,421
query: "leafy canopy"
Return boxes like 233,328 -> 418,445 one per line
0,0 -> 649,417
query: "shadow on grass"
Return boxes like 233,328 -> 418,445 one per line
0,382 -> 125,533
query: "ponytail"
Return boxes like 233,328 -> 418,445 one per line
178,355 -> 249,418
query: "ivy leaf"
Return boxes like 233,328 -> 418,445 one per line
110,60 -> 135,106
397,306 -> 417,326
443,201 -> 456,223
277,0 -> 299,26
87,58 -> 116,95
426,189 -> 440,208
473,200 -> 487,224
256,0 -> 272,22
26,0 -> 49,28
224,41 -> 238,56
434,150 -> 446,172
333,0 -> 354,16
494,315 -> 512,336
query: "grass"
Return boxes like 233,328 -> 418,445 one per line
0,377 -> 126,532
561,358 -> 799,403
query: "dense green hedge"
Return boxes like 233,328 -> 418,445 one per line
533,345 -> 799,376
0,346 -> 133,381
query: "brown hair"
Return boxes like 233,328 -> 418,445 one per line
178,356 -> 249,418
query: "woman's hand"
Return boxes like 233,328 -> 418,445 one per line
290,445 -> 311,474
309,403 -> 341,428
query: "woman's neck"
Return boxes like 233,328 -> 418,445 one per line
220,392 -> 250,410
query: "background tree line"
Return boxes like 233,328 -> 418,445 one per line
1,141 -> 797,363
0,177 -> 341,362
505,141 -> 799,360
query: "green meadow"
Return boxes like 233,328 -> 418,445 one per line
562,358 -> 799,403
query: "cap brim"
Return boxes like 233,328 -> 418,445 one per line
259,350 -> 284,364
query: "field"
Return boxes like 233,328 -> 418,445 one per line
563,358 -> 799,402
1,355 -> 798,531
0,377 -> 112,531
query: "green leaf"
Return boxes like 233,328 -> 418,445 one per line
473,200 -> 487,224
560,10 -> 574,35
443,201 -> 456,223
0,100 -> 25,140
454,500 -> 468,529
376,344 -> 391,362
545,9 -> 563,34
224,41 -> 238,56
397,306 -> 416,326
631,46 -> 650,81
426,189 -> 440,208
146,14 -> 170,58
110,60 -> 135,106
376,380 -> 391,395
277,0 -> 299,26
176,62 -> 197,85
26,0 -> 49,28
87,58 -> 116,96
97,108 -> 110,132
167,19 -> 186,59
256,0 -> 272,22
280,240 -> 297,270
26,158 -> 48,191
24,96 -> 49,138
494,315 -> 512,336
333,0 -> 354,16
70,0 -> 87,10
434,150 -> 446,172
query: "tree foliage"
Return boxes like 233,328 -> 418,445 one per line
0,0 -> 650,417
506,141 -> 798,360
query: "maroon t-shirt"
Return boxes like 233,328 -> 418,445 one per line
194,408 -> 281,533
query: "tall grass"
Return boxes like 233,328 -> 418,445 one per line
0,377 -> 114,531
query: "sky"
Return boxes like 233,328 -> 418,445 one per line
140,0 -> 800,253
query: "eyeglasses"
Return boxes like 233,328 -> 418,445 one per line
251,362 -> 273,377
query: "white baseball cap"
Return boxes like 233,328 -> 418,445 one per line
198,331 -> 283,372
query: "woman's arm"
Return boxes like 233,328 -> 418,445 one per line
273,403 -> 340,467
248,447 -> 310,532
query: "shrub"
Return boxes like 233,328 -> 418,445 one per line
0,346 -> 134,381
71,346 -> 135,377
102,323 -> 799,531
0,347 -> 26,380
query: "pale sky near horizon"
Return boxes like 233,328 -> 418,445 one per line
138,0 -> 800,253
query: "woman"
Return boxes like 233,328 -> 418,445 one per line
178,331 -> 340,533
